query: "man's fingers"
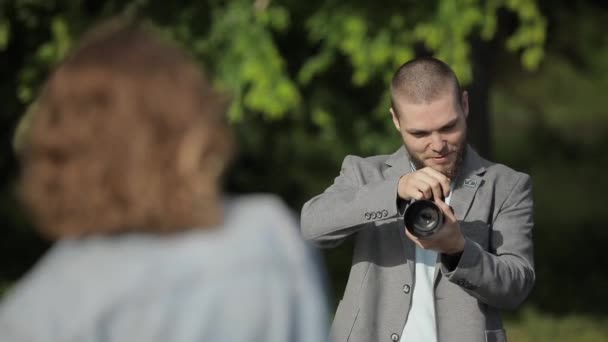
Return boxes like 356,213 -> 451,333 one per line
435,199 -> 456,221
409,178 -> 433,200
404,229 -> 426,249
404,227 -> 416,241
415,172 -> 444,202
421,168 -> 451,197
420,167 -> 451,197
400,168 -> 452,201
399,174 -> 430,200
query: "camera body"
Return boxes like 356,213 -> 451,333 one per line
403,199 -> 444,238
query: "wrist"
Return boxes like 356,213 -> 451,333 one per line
442,245 -> 463,271
447,235 -> 466,255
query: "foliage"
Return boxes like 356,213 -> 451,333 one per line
491,2 -> 608,249
1,0 -> 545,144
0,0 -> 549,226
490,2 -> 608,316
5,0 -> 608,330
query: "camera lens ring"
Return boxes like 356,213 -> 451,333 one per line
404,200 -> 444,238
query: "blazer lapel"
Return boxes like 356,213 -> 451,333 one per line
449,146 -> 487,221
434,146 -> 487,283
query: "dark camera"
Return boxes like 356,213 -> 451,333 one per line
403,200 -> 444,238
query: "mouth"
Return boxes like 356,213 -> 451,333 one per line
430,153 -> 452,164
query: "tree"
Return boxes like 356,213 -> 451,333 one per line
2,0 -> 545,152
0,0 -> 546,285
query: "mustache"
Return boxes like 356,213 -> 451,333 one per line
406,145 -> 466,177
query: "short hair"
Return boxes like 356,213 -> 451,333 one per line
19,20 -> 234,238
390,57 -> 462,112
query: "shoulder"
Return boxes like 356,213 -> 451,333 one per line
224,193 -> 293,219
482,158 -> 531,185
221,194 -> 312,264
338,150 -> 398,179
477,155 -> 533,200
222,194 -> 298,239
342,153 -> 392,168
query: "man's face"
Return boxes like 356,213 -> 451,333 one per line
390,91 -> 469,179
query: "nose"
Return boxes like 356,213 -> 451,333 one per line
430,133 -> 446,153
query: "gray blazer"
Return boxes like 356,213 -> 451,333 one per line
301,146 -> 535,342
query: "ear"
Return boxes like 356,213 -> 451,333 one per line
390,107 -> 401,130
461,91 -> 469,119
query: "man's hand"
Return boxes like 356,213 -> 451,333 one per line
398,167 -> 451,202
404,198 -> 466,255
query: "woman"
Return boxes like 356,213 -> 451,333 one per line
0,20 -> 327,342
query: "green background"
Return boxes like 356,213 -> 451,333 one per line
1,1 -> 607,340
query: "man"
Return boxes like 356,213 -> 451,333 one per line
301,57 -> 534,342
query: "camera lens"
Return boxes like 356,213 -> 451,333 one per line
404,200 -> 444,237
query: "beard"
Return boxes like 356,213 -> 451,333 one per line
406,142 -> 466,180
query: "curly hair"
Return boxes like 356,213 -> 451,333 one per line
19,20 -> 234,238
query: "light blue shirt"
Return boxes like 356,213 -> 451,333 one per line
0,195 -> 328,342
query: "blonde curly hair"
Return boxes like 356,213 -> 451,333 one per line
19,20 -> 234,238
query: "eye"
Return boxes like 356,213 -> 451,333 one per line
440,123 -> 457,133
410,132 -> 428,138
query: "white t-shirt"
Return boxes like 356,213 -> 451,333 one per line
400,166 -> 453,342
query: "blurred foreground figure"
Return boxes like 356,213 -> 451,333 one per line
0,20 -> 327,342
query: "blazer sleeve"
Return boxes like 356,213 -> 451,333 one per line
440,173 -> 535,310
300,155 -> 402,248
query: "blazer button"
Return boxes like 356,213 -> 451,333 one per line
370,212 -> 377,219
403,284 -> 411,294
382,209 -> 388,217
365,212 -> 371,220
391,333 -> 400,341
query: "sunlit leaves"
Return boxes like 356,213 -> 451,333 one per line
0,18 -> 10,50
17,15 -> 73,102
3,0 -> 546,122
504,0 -> 546,70
295,0 -> 546,140
199,1 -> 299,121
41,16 -> 72,63
3,0 -> 547,162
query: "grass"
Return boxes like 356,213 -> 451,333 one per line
506,307 -> 608,342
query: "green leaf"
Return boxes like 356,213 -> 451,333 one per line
0,19 -> 10,50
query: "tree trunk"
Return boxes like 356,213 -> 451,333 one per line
467,37 -> 494,159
